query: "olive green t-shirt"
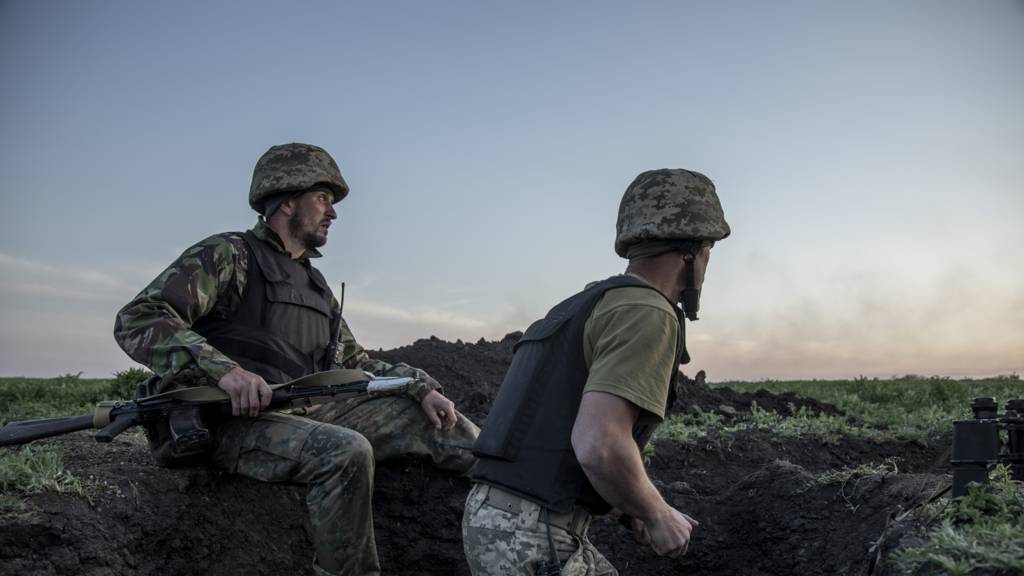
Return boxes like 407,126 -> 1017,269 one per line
582,282 -> 680,420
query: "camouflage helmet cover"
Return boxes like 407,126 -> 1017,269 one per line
249,143 -> 349,213
614,168 -> 731,257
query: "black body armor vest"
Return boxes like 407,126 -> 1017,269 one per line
472,275 -> 682,514
193,231 -> 339,384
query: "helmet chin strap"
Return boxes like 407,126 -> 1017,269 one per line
679,318 -> 691,365
679,253 -> 701,322
677,252 -> 700,364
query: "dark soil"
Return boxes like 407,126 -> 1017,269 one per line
0,336 -> 952,576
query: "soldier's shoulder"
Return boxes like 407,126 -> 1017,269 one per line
172,232 -> 250,274
597,285 -> 676,316
186,231 -> 248,254
206,230 -> 248,245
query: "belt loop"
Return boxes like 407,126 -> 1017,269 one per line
537,508 -> 562,576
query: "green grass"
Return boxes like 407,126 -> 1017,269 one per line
0,368 -> 150,426
0,370 -> 149,506
816,457 -> 900,486
0,493 -> 24,512
652,375 -> 1021,453
654,402 -> 900,446
0,445 -> 83,493
654,408 -> 726,444
891,467 -> 1024,575
0,445 -> 93,509
712,375 -> 1023,440
745,403 -> 880,443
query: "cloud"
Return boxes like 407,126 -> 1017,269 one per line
343,298 -> 538,351
346,300 -> 488,331
0,253 -> 160,377
691,258 -> 1024,380
0,252 -> 139,304
0,307 -> 132,378
2,250 -> 1020,381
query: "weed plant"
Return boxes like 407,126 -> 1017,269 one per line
816,458 -> 900,486
654,408 -> 725,444
713,375 -> 1023,438
654,402 -> 898,446
892,466 -> 1024,575
0,493 -> 22,512
0,445 -> 84,494
0,445 -> 94,510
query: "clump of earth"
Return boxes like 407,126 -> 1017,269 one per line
0,335 -> 950,576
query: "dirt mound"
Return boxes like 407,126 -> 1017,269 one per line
375,334 -> 846,424
675,373 -> 846,420
0,432 -> 471,576
0,336 -> 952,576
372,333 -> 519,425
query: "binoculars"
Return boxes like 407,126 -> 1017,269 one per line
950,397 -> 1024,497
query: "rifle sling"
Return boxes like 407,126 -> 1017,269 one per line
93,369 -> 373,428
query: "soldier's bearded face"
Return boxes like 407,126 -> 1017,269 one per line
288,189 -> 337,250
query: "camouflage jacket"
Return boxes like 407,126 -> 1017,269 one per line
114,219 -> 439,401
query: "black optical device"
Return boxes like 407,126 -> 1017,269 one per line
950,397 -> 1024,497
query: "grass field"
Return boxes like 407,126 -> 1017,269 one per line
0,369 -> 147,426
714,375 -> 1023,432
0,370 -> 148,510
650,375 -> 1023,447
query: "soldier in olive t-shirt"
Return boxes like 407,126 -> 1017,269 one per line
583,281 -> 679,423
464,168 -> 729,576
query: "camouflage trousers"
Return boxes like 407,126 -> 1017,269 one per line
306,394 -> 480,473
462,483 -> 618,576
209,395 -> 480,576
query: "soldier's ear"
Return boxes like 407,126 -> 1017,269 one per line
278,197 -> 297,216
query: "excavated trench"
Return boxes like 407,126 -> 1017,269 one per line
0,335 -> 949,575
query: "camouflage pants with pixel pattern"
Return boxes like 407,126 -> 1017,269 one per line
462,483 -> 618,576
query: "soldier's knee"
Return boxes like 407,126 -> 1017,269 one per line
341,429 -> 374,467
305,425 -> 374,472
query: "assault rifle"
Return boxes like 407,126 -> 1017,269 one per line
0,369 -> 415,449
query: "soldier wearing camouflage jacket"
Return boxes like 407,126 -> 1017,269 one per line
115,143 -> 479,576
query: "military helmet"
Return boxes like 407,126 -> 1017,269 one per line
614,168 -> 731,257
249,143 -> 349,213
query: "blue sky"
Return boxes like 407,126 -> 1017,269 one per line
1,0 -> 1021,380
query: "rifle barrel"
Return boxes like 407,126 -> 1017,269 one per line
0,414 -> 95,447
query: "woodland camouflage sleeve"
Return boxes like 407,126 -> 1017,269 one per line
113,234 -> 246,385
335,314 -> 442,402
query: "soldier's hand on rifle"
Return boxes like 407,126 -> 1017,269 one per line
641,506 -> 698,558
218,367 -> 273,417
420,390 -> 457,432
